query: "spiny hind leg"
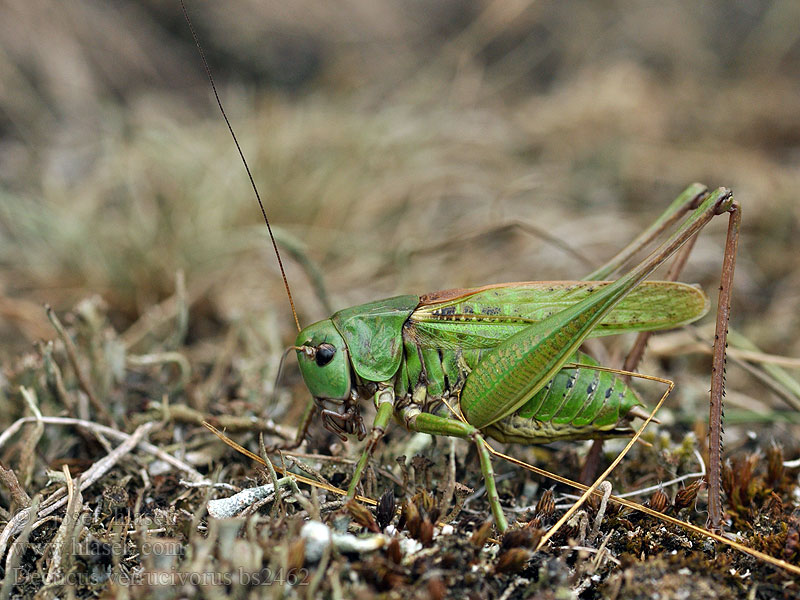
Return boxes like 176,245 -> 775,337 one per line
584,183 -> 709,281
404,184 -> 710,285
589,183 -> 710,373
582,194 -> 740,532
706,199 -> 740,530
580,184 -> 709,483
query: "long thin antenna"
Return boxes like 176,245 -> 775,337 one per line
180,0 -> 302,332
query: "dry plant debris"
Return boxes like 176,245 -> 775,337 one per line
0,295 -> 797,598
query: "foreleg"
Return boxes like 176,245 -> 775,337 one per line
346,386 -> 395,498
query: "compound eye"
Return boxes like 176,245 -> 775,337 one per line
315,343 -> 336,367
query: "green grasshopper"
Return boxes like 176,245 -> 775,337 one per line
180,1 -> 800,578
291,184 -> 736,533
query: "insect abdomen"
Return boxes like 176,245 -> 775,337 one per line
483,352 -> 644,444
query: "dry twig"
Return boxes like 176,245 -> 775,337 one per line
0,422 -> 155,559
45,305 -> 114,426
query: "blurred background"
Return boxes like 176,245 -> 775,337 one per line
0,0 -> 799,428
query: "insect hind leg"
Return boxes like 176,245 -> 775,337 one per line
579,185 -> 711,485
584,183 -> 709,281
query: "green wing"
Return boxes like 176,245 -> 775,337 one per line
407,281 -> 708,350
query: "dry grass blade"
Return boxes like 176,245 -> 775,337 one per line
17,387 -> 44,490
44,465 -> 82,587
491,447 -> 800,577
45,306 -> 114,426
0,465 -> 31,511
0,416 -> 205,483
202,421 -> 377,506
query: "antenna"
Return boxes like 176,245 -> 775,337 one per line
180,0 -> 302,332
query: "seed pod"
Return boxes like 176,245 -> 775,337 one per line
376,488 -> 396,530
494,548 -> 531,575
470,520 -> 493,548
386,538 -> 402,564
427,576 -> 447,600
535,489 -> 555,518
647,489 -> 669,513
501,528 -> 534,550
674,479 -> 704,512
418,518 -> 434,547
346,498 -> 380,532
400,499 -> 421,537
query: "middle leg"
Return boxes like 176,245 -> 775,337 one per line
402,408 -> 509,532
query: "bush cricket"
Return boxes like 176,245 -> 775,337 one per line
180,1 -> 800,578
